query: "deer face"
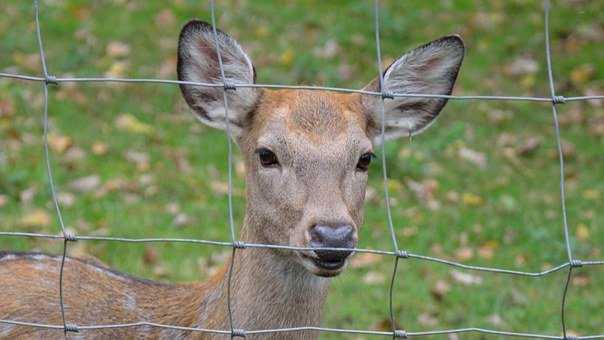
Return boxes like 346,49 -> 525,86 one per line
177,21 -> 464,277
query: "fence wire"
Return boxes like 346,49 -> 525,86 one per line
0,0 -> 603,339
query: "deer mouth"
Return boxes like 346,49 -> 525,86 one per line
311,257 -> 346,271
300,253 -> 347,277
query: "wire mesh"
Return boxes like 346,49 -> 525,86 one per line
0,0 -> 603,339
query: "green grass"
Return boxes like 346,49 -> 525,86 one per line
1,0 -> 603,338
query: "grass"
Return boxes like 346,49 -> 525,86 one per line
1,0 -> 603,338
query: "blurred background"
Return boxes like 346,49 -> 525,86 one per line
0,0 -> 603,338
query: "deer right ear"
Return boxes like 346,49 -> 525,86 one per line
177,20 -> 260,135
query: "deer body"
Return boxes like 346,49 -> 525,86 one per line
0,20 -> 464,339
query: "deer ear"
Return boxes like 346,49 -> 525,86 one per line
361,35 -> 464,142
177,20 -> 260,135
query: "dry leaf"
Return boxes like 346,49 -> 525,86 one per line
487,314 -> 504,327
582,189 -> 600,200
143,246 -> 159,265
64,147 -> 87,162
125,150 -> 150,171
105,61 -> 128,77
458,147 -> 486,169
57,192 -> 75,207
172,213 -> 191,228
106,41 -> 130,58
505,56 -> 538,76
431,279 -> 450,301
575,223 -> 590,241
69,175 -> 101,193
91,142 -> 108,155
362,271 -> 385,285
455,247 -> 474,261
279,49 -> 294,66
517,137 -> 541,156
155,9 -> 175,27
572,274 -> 590,287
20,209 -> 51,228
115,113 -> 154,135
570,64 -> 595,86
462,193 -> 484,206
450,270 -> 483,285
418,313 -> 438,326
478,241 -> 498,260
0,194 -> 7,208
20,186 -> 37,204
48,133 -> 73,154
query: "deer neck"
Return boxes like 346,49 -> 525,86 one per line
195,216 -> 331,337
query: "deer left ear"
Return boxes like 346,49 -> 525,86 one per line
361,35 -> 464,142
177,20 -> 260,136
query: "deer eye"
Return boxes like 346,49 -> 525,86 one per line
256,148 -> 279,168
356,152 -> 374,172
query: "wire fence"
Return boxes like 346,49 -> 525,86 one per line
0,0 -> 603,338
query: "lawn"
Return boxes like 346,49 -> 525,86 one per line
1,0 -> 603,338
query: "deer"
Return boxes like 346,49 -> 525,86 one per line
0,20 -> 464,339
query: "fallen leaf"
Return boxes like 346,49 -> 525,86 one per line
362,271 -> 385,285
505,56 -> 538,76
431,279 -> 450,301
588,115 -> 604,136
572,274 -> 590,287
154,9 -> 175,27
478,241 -> 498,260
106,41 -> 130,58
91,142 -> 108,155
20,209 -> 51,228
143,246 -> 159,265
47,134 -> 73,154
418,313 -> 438,326
582,189 -> 600,200
576,223 -> 590,241
105,61 -> 129,77
570,64 -> 595,86
450,270 -> 483,285
517,137 -> 541,157
115,113 -> 154,135
20,186 -> 37,204
487,314 -> 504,327
125,150 -> 150,171
165,202 -> 180,215
0,194 -> 7,207
462,193 -> 484,206
172,213 -> 191,228
57,192 -> 75,207
63,146 -> 87,162
455,247 -> 474,261
68,175 -> 101,193
314,39 -> 340,59
458,147 -> 487,169
279,49 -> 294,66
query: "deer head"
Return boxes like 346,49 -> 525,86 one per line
177,20 -> 464,277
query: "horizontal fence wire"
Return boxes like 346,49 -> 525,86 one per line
0,0 -> 602,339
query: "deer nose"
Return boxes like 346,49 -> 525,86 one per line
309,224 -> 355,263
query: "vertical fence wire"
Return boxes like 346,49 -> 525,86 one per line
208,0 -> 241,338
372,1 -> 405,337
542,1 -> 578,338
0,0 -> 602,338
33,0 -> 73,337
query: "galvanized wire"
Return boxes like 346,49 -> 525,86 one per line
0,0 -> 602,339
